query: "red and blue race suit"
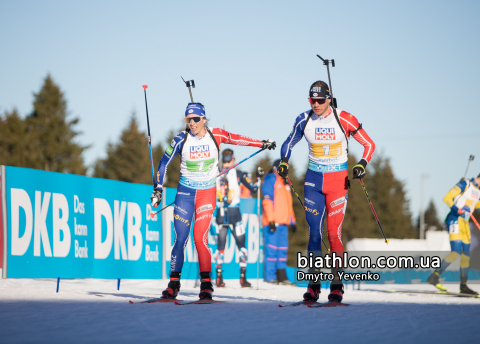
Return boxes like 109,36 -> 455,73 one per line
280,107 -> 375,255
156,128 -> 262,277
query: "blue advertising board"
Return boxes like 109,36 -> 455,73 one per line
3,166 -> 264,280
5,166 -> 162,279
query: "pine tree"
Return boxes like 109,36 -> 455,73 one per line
0,109 -> 38,168
26,74 -> 87,174
416,199 -> 443,232
93,113 -> 164,185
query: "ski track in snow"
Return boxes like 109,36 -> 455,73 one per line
0,278 -> 479,344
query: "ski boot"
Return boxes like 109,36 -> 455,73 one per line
427,270 -> 448,292
328,283 -> 344,302
162,280 -> 180,299
199,272 -> 214,300
460,284 -> 479,295
240,267 -> 252,288
216,268 -> 226,288
303,282 -> 320,302
277,269 -> 294,286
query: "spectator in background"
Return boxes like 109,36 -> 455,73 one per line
262,159 -> 296,285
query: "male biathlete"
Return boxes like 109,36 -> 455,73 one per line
151,103 -> 275,300
427,173 -> 480,295
215,149 -> 259,288
278,81 -> 375,303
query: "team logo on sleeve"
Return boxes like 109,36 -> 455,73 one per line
190,145 -> 211,159
315,128 -> 335,140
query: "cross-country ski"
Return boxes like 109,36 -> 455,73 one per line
174,299 -> 226,305
307,301 -> 350,308
129,297 -> 182,304
278,300 -> 319,307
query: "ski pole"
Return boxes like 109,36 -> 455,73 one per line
285,176 -> 329,252
359,179 -> 389,244
217,148 -> 264,178
150,147 -> 266,218
463,155 -> 475,180
469,212 -> 480,231
142,85 -> 156,187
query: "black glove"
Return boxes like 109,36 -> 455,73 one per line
150,189 -> 163,207
352,159 -> 367,179
277,160 -> 289,178
256,166 -> 265,179
269,221 -> 277,233
262,140 -> 276,150
289,224 -> 297,233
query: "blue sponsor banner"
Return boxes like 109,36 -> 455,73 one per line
162,188 -> 264,280
6,166 -> 162,279
4,166 -> 263,280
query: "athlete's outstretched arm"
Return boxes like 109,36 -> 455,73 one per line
156,132 -> 185,190
211,128 -> 263,148
280,113 -> 307,162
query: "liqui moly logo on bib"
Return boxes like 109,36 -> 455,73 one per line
315,128 -> 335,140
190,145 -> 211,159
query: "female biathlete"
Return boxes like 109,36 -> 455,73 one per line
151,103 -> 276,300
278,81 -> 375,303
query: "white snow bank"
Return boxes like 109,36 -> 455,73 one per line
0,278 -> 478,344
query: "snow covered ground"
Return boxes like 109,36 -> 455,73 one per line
1,277 -> 479,344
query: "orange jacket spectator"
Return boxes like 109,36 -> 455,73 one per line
262,172 -> 296,227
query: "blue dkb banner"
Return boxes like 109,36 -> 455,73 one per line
2,166 -> 263,280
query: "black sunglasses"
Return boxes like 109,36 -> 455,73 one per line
184,117 -> 203,124
309,98 -> 327,105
